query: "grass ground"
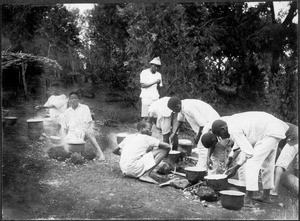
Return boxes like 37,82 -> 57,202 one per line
2,85 -> 298,220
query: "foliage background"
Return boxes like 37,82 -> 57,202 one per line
1,2 -> 298,124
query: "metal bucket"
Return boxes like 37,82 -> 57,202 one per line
166,150 -> 181,164
67,140 -> 86,153
178,139 -> 193,155
204,174 -> 229,191
220,190 -> 245,210
184,166 -> 207,184
27,119 -> 44,139
116,133 -> 127,144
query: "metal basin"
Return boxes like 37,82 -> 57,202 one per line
220,190 -> 245,210
178,139 -> 193,155
184,166 -> 207,184
204,174 -> 229,191
67,140 -> 86,153
4,116 -> 18,126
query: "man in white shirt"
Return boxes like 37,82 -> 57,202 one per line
35,84 -> 68,134
139,57 -> 163,120
167,96 -> 220,170
211,111 -> 288,207
148,96 -> 179,149
61,91 -> 105,161
114,121 -> 171,184
271,122 -> 298,197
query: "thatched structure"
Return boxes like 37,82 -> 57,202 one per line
1,51 -> 62,98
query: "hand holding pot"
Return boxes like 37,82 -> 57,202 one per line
225,164 -> 240,179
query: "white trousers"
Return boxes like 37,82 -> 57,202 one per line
196,142 -> 208,170
245,136 -> 280,191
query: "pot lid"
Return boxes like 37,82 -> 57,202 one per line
204,174 -> 227,180
50,136 -> 61,140
219,190 -> 245,196
169,150 -> 180,154
27,118 -> 44,122
178,139 -> 192,145
67,140 -> 85,144
184,166 -> 206,172
4,117 -> 18,119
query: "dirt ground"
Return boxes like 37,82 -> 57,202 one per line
2,86 -> 299,220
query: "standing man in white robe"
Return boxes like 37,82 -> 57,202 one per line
139,57 -> 163,121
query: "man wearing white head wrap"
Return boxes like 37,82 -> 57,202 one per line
139,57 -> 163,120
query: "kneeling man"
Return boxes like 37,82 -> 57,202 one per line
115,121 -> 171,184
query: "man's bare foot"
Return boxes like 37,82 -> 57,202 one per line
252,195 -> 271,204
244,196 -> 254,208
139,174 -> 159,184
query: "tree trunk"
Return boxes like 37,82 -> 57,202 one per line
21,63 -> 28,99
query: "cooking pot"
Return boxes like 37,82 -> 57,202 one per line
50,136 -> 62,145
166,150 -> 181,164
178,139 -> 193,155
4,116 -> 18,126
228,179 -> 246,193
219,190 -> 245,210
67,140 -> 86,153
184,166 -> 207,184
204,174 -> 229,191
116,133 -> 127,144
27,118 -> 44,130
2,109 -> 10,117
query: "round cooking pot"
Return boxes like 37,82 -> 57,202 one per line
167,150 -> 181,164
178,139 -> 193,155
67,140 -> 86,153
219,190 -> 245,210
204,174 -> 229,191
4,116 -> 18,126
50,136 -> 62,145
27,118 -> 44,130
184,166 -> 207,184
116,133 -> 127,144
2,109 -> 10,117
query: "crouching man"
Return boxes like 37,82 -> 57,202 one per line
114,121 -> 171,184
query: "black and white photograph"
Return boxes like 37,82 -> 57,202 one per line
1,0 -> 298,220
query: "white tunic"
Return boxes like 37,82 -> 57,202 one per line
44,94 -> 68,122
224,111 -> 289,157
62,103 -> 93,140
177,99 -> 220,133
119,134 -> 160,177
139,68 -> 162,100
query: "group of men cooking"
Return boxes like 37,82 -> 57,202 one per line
37,57 -> 298,208
115,57 -> 298,208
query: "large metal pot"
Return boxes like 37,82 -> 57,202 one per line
178,139 -> 193,155
50,136 -> 62,145
219,190 -> 245,210
166,150 -> 181,164
4,116 -> 18,126
67,140 -> 86,153
184,167 -> 207,184
116,133 -> 127,144
204,174 -> 229,191
27,118 -> 44,130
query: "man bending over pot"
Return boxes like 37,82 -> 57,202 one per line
114,121 -> 171,184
